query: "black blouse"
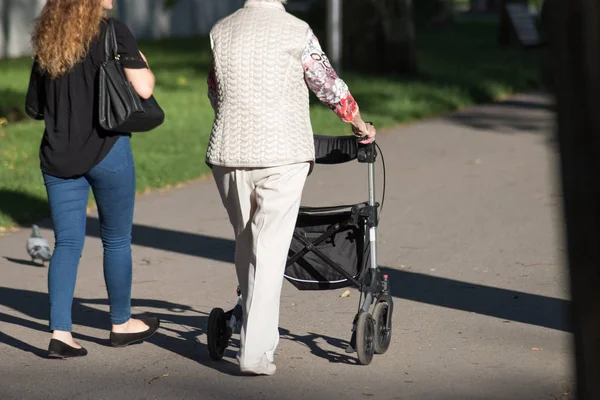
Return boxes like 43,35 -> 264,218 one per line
27,18 -> 147,178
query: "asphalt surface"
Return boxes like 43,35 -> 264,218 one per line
0,92 -> 573,400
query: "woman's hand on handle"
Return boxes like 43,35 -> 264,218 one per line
361,124 -> 377,144
351,115 -> 377,144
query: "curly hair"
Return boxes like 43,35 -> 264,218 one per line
31,0 -> 104,79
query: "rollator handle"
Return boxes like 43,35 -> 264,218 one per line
358,141 -> 377,163
357,122 -> 377,164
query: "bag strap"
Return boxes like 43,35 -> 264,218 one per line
104,19 -> 119,62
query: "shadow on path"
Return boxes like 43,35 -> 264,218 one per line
381,267 -> 570,332
3,256 -> 44,267
37,217 -> 236,264
0,264 -> 570,369
0,287 -> 358,368
446,93 -> 556,134
279,328 -> 357,365
0,287 -> 240,375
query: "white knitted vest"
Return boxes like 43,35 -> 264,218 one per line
206,1 -> 315,168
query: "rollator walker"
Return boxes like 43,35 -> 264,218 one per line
207,134 -> 393,365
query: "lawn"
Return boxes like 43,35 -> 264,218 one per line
0,20 -> 543,229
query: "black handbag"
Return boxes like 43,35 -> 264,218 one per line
98,19 -> 164,132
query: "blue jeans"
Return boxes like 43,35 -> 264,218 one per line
43,136 -> 136,331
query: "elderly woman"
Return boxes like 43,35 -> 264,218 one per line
206,0 -> 376,375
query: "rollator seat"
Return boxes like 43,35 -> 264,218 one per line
285,135 -> 372,291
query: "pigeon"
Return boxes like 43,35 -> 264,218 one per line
26,225 -> 52,266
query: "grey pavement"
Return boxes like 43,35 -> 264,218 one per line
0,92 -> 573,400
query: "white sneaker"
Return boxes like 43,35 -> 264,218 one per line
238,355 -> 277,376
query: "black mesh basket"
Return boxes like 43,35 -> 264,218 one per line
285,208 -> 370,291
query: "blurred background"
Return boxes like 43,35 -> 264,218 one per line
0,0 -> 545,230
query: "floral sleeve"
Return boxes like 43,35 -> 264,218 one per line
207,63 -> 218,110
302,29 -> 359,123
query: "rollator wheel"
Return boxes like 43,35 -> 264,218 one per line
207,308 -> 228,361
355,312 -> 375,365
373,302 -> 392,354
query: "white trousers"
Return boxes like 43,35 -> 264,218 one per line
212,162 -> 310,368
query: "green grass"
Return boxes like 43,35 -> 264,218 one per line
0,20 -> 543,228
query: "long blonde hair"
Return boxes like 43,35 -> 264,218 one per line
31,0 -> 104,79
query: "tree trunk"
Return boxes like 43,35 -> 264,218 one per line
343,0 -> 417,75
547,0 -> 600,397
375,0 -> 418,74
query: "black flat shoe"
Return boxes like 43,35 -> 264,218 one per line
110,317 -> 160,348
47,339 -> 88,359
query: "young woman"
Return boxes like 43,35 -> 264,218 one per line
27,0 -> 159,358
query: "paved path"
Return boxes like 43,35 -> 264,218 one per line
0,92 -> 572,400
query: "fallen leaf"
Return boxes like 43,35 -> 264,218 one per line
340,289 -> 351,298
148,373 -> 169,384
532,347 -> 543,351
